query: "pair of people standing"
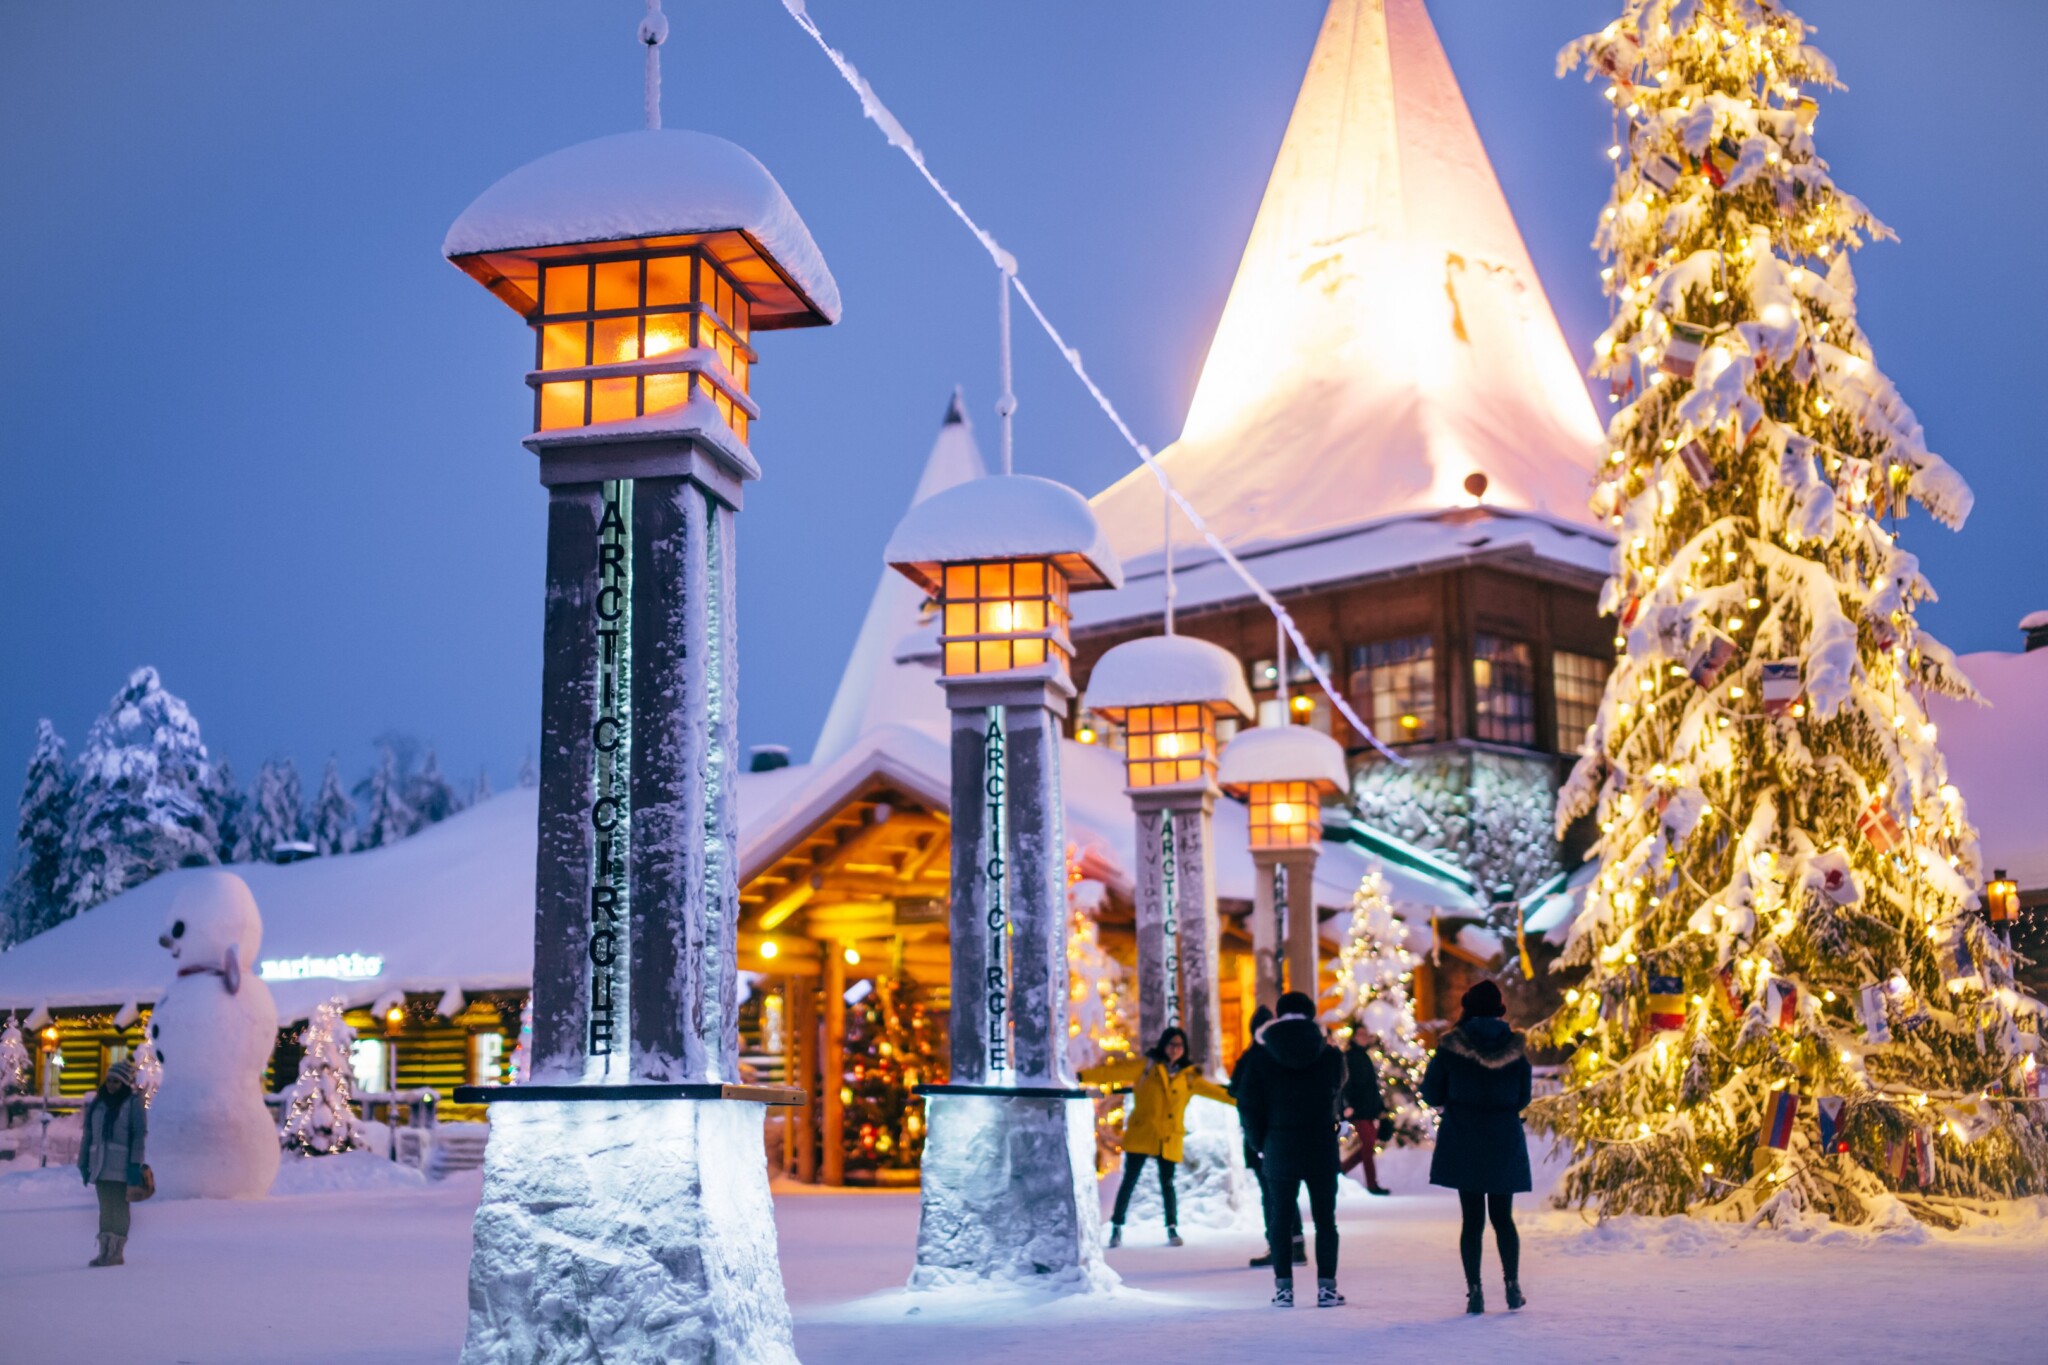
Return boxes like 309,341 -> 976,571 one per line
1081,1026 -> 1234,1248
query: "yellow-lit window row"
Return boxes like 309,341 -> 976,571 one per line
935,560 -> 1073,678
538,254 -> 752,338
537,371 -> 749,437
538,310 -> 752,379
1124,704 -> 1216,788
1248,780 -> 1320,849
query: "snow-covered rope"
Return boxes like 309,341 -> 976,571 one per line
639,0 -> 668,131
995,265 -> 1016,477
776,0 -> 1404,764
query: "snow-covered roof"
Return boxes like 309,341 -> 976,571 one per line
1083,634 -> 1254,720
1217,725 -> 1350,793
1073,505 -> 1612,633
885,474 -> 1124,595
2020,610 -> 2048,632
1089,0 -> 1603,578
811,392 -> 987,767
444,129 -> 839,328
1929,649 -> 2048,890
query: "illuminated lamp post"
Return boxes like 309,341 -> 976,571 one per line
440,24 -> 839,1357
1084,635 -> 1252,1072
884,472 -> 1123,1288
1219,723 -> 1349,1010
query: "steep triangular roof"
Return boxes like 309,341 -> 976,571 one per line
1093,0 -> 1604,568
810,391 -> 987,766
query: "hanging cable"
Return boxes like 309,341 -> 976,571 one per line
639,0 -> 668,131
1162,478 -> 1176,636
777,0 -> 1404,764
996,266 -> 1016,477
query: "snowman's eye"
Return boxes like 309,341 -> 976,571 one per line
150,1024 -> 159,1038
171,920 -> 185,939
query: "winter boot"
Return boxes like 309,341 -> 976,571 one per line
104,1235 -> 125,1266
1165,1227 -> 1184,1248
1106,1224 -> 1122,1249
1290,1235 -> 1308,1265
1465,1282 -> 1485,1315
1248,1251 -> 1275,1268
88,1235 -> 110,1267
1505,1278 -> 1526,1311
1366,1184 -> 1391,1196
1317,1278 -> 1345,1308
1271,1279 -> 1294,1308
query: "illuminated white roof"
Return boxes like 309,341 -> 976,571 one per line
1093,0 -> 1603,570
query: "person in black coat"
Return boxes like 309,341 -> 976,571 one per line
1420,979 -> 1533,1315
1235,991 -> 1347,1308
1338,1036 -> 1391,1195
1229,1005 -> 1302,1269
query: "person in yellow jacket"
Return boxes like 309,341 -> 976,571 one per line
1079,1026 -> 1234,1248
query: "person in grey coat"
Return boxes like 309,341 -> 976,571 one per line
1420,980 -> 1531,1315
77,1058 -> 146,1267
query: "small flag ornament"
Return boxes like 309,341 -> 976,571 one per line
1815,1095 -> 1847,1153
1647,975 -> 1687,1031
1702,135 -> 1742,188
1837,456 -> 1874,507
1857,796 -> 1904,853
1661,321 -> 1711,378
1858,981 -> 1892,1044
1688,630 -> 1738,690
1808,847 -> 1859,906
1676,439 -> 1716,489
2022,1056 -> 2041,1099
1760,661 -> 1802,717
1641,152 -> 1684,193
1945,935 -> 1979,993
1762,979 -> 1799,1029
1718,965 -> 1744,1016
1759,1090 -> 1798,1150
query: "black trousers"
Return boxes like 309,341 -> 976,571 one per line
1245,1143 -> 1302,1245
1457,1190 -> 1519,1283
1110,1152 -> 1177,1228
1263,1149 -> 1337,1280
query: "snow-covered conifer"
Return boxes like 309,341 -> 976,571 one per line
359,747 -> 417,849
405,747 -> 460,827
280,998 -> 362,1155
2,721 -> 73,947
309,759 -> 357,857
1330,868 -> 1433,1145
0,1018 -> 30,1101
244,759 -> 306,863
1540,2 -> 2047,1226
516,753 -> 538,790
59,668 -> 220,914
470,766 -> 493,807
129,1032 -> 162,1108
1065,875 -> 1133,1074
210,757 -> 248,863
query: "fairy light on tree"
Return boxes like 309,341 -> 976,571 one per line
1537,0 -> 2048,1226
0,1018 -> 28,1105
1330,867 -> 1433,1146
281,997 -> 364,1156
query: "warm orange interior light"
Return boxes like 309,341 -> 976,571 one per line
938,559 -> 1072,678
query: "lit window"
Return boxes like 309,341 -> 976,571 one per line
1553,651 -> 1612,750
1350,636 -> 1435,744
350,1038 -> 389,1093
937,560 -> 1073,677
1123,704 -> 1217,788
1473,635 -> 1537,747
1247,780 -> 1320,849
468,1033 -> 506,1086
1249,650 -> 1331,729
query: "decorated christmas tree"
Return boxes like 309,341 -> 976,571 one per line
128,1031 -> 162,1109
1330,867 -> 1433,1146
280,998 -> 363,1156
1537,0 -> 2048,1227
840,974 -> 942,1177
1065,869 -> 1134,1075
0,1018 -> 29,1107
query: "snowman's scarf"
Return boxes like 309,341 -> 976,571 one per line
176,947 -> 242,995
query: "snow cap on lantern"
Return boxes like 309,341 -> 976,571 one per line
1085,634 -> 1252,790
885,474 -> 1122,682
444,128 -> 839,458
1219,725 -> 1348,850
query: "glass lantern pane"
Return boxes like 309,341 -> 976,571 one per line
979,601 -> 1013,634
594,259 -> 640,311
645,254 -> 694,306
944,604 -> 975,636
732,293 -> 751,339
1015,638 -> 1045,667
1128,762 -> 1152,789
543,265 -> 589,316
1128,734 -> 1152,760
541,323 -> 586,370
980,563 -> 1011,598
944,565 -> 976,600
1014,561 -> 1044,597
539,382 -> 585,430
733,410 -> 749,443
1013,600 -> 1045,632
592,317 -> 639,366
979,641 -> 1011,672
591,377 -> 637,423
945,642 -> 975,675
643,373 -> 690,415
642,313 -> 690,358
1179,759 -> 1201,783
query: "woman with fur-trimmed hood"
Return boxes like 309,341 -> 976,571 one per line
1420,980 -> 1531,1315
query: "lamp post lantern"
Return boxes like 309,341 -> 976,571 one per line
443,124 -> 838,1364
1219,724 -> 1349,1010
1084,635 -> 1252,1072
884,472 -> 1123,1288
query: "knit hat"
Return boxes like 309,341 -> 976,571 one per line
1460,980 -> 1507,1019
1276,990 -> 1317,1020
104,1059 -> 137,1087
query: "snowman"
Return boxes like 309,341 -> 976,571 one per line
146,869 -> 281,1199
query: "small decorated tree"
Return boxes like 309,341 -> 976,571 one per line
280,998 -> 363,1155
1331,867 -> 1434,1145
128,1031 -> 162,1108
1066,872 -> 1134,1075
840,975 -> 942,1177
0,1018 -> 30,1120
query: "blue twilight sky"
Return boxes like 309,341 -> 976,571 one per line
2,0 -> 2043,829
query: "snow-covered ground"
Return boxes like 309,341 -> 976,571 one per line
1,1144 -> 2042,1363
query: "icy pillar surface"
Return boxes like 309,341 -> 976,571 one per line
944,706 -> 995,1084
1134,790 -> 1223,1071
1250,854 -> 1281,1011
1282,848 -> 1320,998
461,1100 -> 795,1365
910,1095 -> 1112,1290
1004,703 -> 1068,1086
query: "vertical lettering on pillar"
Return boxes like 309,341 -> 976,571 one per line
588,479 -> 633,1076
1271,861 -> 1288,998
983,708 -> 1010,1082
1160,808 -> 1181,1030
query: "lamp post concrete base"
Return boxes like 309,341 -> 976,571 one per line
460,1100 -> 795,1365
910,1092 -> 1113,1292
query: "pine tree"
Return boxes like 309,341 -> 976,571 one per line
59,667 -> 220,915
1066,876 -> 1134,1074
840,975 -> 941,1176
0,1018 -> 30,1104
1538,2 -> 2047,1227
517,753 -> 538,790
2,721 -> 73,948
280,998 -> 363,1155
1330,867 -> 1433,1145
210,757 -> 248,863
309,758 -> 357,857
405,747 -> 461,827
470,766 -> 494,807
245,759 -> 306,863
360,746 -> 417,849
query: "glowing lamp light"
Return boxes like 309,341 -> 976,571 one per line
843,946 -> 861,966
385,1005 -> 406,1028
885,475 -> 1122,682
1218,725 -> 1349,852
40,1026 -> 60,1046
1084,635 -> 1255,791
1988,870 -> 2021,924
759,939 -> 780,960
